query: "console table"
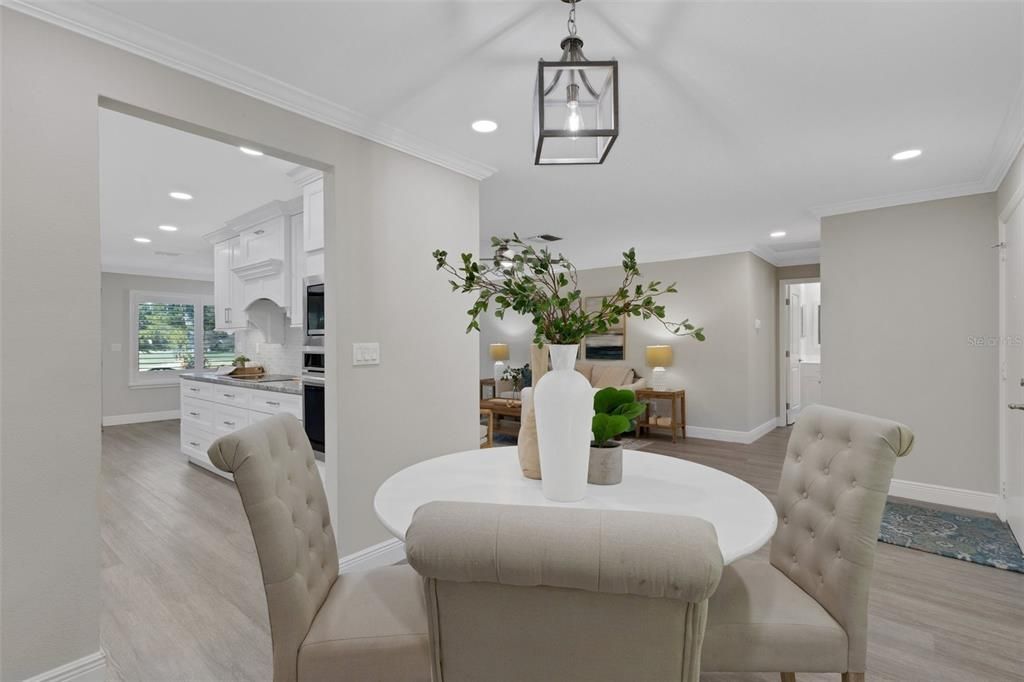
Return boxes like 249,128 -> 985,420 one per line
635,388 -> 686,443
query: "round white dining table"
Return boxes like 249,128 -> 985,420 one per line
374,446 -> 777,565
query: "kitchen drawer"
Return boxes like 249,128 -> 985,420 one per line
250,392 -> 302,420
182,397 -> 215,430
211,385 -> 250,408
213,404 -> 250,435
181,380 -> 212,401
181,424 -> 216,460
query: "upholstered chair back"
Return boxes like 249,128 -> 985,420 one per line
769,404 -> 914,672
209,414 -> 338,682
406,502 -> 723,682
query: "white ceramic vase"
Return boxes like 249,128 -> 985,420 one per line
534,344 -> 593,502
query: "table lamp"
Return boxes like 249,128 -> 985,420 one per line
490,343 -> 510,383
645,345 -> 673,391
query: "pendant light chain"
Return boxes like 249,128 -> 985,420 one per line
567,0 -> 578,37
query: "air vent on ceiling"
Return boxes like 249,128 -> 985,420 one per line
154,251 -> 182,257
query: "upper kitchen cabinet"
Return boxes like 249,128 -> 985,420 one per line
213,236 -> 246,330
289,167 -> 325,278
206,198 -> 303,329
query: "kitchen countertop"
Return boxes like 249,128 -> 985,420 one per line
180,372 -> 302,395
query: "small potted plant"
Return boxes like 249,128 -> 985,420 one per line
589,388 -> 646,485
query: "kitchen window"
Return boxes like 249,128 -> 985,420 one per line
129,291 -> 235,386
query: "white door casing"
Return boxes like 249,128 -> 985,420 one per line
1001,184 -> 1024,542
787,289 -> 802,424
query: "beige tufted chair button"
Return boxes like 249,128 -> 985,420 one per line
851,481 -> 858,488
795,455 -> 802,462
848,441 -> 853,447
836,550 -> 842,558
802,492 -> 808,499
783,516 -> 788,525
817,433 -> 824,440
823,467 -> 830,475
810,531 -> 816,539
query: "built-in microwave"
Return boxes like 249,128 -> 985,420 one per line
304,275 -> 325,338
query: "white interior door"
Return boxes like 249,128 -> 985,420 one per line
787,289 -> 802,424
1004,196 -> 1024,543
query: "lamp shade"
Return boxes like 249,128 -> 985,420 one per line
490,343 -> 510,362
645,345 -> 673,368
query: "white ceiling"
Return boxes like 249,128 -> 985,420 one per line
100,109 -> 302,279
40,1 -> 1024,270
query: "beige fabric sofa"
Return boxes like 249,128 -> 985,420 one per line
700,404 -> 914,681
495,360 -> 645,397
406,501 -> 722,682
208,414 -> 430,682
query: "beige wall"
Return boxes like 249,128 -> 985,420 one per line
821,193 -> 999,494
480,251 -> 778,434
101,273 -> 213,419
1,9 -> 478,679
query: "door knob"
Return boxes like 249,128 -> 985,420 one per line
1010,403 -> 1024,411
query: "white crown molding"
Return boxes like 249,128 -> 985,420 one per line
808,177 -> 993,219
983,80 -> 1024,190
288,165 -> 323,187
102,261 -> 214,282
3,0 -> 497,181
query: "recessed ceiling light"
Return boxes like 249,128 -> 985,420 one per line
239,146 -> 264,156
158,225 -> 178,232
770,231 -> 786,238
168,191 -> 193,201
891,149 -> 922,161
133,237 -> 152,243
471,120 -> 498,133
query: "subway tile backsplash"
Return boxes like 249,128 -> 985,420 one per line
233,325 -> 305,376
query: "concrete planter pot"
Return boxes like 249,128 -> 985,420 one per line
588,443 -> 623,485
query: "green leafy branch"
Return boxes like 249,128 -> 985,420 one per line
432,234 -> 705,346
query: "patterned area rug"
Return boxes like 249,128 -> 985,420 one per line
879,501 -> 1024,573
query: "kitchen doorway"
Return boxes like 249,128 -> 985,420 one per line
779,278 -> 821,425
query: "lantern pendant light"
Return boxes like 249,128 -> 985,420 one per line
533,0 -> 619,165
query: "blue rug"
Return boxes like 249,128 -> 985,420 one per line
879,501 -> 1024,573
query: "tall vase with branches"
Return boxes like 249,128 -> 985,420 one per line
434,235 -> 705,500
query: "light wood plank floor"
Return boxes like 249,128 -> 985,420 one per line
101,421 -> 1024,681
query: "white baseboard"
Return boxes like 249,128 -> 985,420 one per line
24,651 -> 106,682
888,479 -> 1000,515
338,538 -> 406,573
102,409 -> 180,426
686,418 -> 781,445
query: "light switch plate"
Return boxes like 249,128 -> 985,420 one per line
352,342 -> 380,366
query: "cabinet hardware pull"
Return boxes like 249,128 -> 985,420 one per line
223,393 -> 235,398
254,229 -> 265,235
1010,403 -> 1024,411
188,411 -> 199,417
223,420 -> 235,426
266,401 -> 280,406
189,387 -> 200,392
189,441 -> 200,447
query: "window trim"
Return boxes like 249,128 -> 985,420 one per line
128,290 -> 226,388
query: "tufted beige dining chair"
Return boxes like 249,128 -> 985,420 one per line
701,404 -> 914,682
208,414 -> 430,682
405,501 -> 724,682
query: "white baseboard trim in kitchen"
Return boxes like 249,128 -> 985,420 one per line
888,479 -> 1000,515
102,410 -> 180,426
24,650 -> 106,682
686,418 -> 781,445
339,538 -> 406,573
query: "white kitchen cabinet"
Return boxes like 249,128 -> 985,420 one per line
180,378 -> 302,480
213,236 -> 246,330
290,212 -> 305,327
302,176 -> 325,252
